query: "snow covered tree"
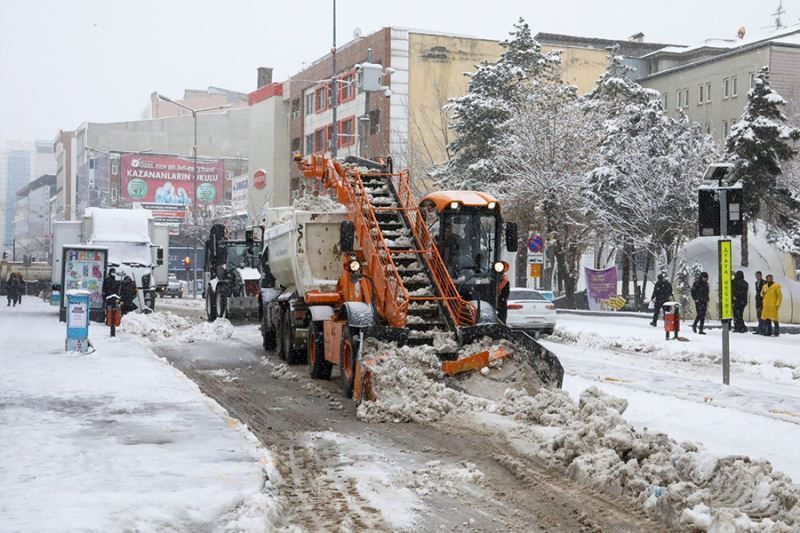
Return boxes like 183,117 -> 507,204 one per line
494,82 -> 597,307
434,18 -> 560,189
725,66 -> 800,265
584,50 -> 716,303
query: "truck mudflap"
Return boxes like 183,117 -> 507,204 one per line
458,324 -> 564,389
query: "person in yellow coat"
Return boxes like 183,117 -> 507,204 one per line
760,274 -> 782,337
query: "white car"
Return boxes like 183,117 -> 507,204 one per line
505,288 -> 557,335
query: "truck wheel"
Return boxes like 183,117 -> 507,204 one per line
206,288 -> 217,322
276,309 -> 287,361
284,313 -> 307,365
339,326 -> 359,398
308,321 -> 331,379
262,322 -> 277,351
216,291 -> 227,319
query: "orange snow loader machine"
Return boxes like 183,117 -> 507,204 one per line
283,154 -> 563,401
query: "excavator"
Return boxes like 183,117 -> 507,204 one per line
260,154 -> 563,401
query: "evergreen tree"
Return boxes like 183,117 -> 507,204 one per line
726,66 -> 800,264
434,18 -> 560,189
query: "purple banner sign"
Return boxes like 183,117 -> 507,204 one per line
584,266 -> 618,311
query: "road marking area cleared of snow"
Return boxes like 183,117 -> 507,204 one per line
0,300 -> 282,532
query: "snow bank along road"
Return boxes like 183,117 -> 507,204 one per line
151,321 -> 668,532
547,314 -> 800,482
0,300 -> 279,532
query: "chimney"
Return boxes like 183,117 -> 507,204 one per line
257,67 -> 273,89
737,26 -> 746,39
629,32 -> 645,42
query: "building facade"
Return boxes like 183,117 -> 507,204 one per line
1,140 -> 55,251
143,86 -> 249,119
13,174 -> 56,261
639,27 -> 800,143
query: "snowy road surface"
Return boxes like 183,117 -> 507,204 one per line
0,300 -> 279,531
152,323 -> 667,532
547,313 -> 800,480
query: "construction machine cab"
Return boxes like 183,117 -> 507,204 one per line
420,192 -> 517,315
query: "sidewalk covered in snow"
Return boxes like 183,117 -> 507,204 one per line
0,300 -> 279,531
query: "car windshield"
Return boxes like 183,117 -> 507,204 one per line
509,289 -> 546,301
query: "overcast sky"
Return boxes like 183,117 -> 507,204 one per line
1,0 -> 797,145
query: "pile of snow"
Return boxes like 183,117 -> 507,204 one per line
356,340 -> 473,423
400,460 -> 485,497
120,311 -> 233,344
292,194 -> 343,212
503,386 -> 800,530
84,207 -> 151,243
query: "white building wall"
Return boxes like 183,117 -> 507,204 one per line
248,90 -> 290,214
390,29 -> 410,166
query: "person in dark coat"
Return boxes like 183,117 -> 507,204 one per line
13,273 -> 24,305
649,273 -> 673,327
119,275 -> 138,315
691,272 -> 710,334
753,271 -> 766,334
102,268 -> 120,301
6,273 -> 18,307
732,270 -> 749,333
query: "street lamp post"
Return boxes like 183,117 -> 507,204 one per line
156,93 -> 229,298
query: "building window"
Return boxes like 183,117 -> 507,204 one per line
723,78 -> 730,99
305,134 -> 313,156
676,90 -> 682,108
663,93 -> 668,110
723,120 -> 729,137
706,124 -> 711,134
369,109 -> 381,134
111,187 -> 118,203
339,72 -> 356,103
291,137 -> 301,153
338,117 -> 356,147
749,72 -> 755,88
732,77 -> 738,97
684,89 -> 689,108
314,128 -> 325,152
326,124 -> 334,146
291,98 -> 300,119
705,82 -> 711,103
315,86 -> 328,113
305,93 -> 314,115
698,85 -> 704,104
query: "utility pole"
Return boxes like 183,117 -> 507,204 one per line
156,94 -> 229,298
330,0 -> 338,158
719,185 -> 732,385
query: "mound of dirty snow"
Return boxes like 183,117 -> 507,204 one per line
292,194 -> 344,212
120,312 -> 233,344
356,340 -> 476,423
400,460 -> 485,497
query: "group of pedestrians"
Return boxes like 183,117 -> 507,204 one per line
102,268 -> 139,316
5,272 -> 25,307
651,270 -> 783,337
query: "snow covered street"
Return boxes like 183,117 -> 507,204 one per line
0,300 -> 280,532
547,313 -> 800,480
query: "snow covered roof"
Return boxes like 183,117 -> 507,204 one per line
640,24 -> 800,81
84,208 -> 152,243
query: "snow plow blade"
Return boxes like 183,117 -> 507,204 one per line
224,296 -> 260,320
459,324 -> 564,389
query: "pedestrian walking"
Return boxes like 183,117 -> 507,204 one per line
13,273 -> 24,305
760,274 -> 782,337
732,270 -> 749,333
649,273 -> 673,327
753,271 -> 766,334
119,275 -> 138,315
691,272 -> 710,335
6,273 -> 18,307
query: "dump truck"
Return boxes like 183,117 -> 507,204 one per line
204,223 -> 262,321
259,155 -> 563,400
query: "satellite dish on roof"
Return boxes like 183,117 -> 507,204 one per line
353,27 -> 362,39
737,26 -> 746,39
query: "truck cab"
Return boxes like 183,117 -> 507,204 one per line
419,191 -> 518,319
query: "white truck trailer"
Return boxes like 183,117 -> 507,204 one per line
52,208 -> 169,312
259,203 -> 347,363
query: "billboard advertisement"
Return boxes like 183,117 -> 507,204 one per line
584,266 -> 618,311
231,174 -> 248,215
120,153 -> 224,207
